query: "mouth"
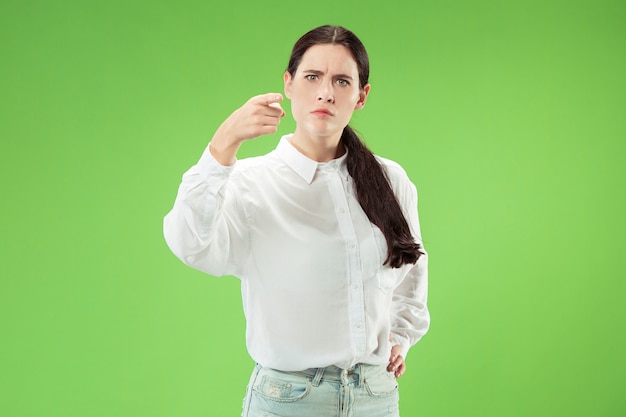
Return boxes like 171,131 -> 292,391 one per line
311,108 -> 333,117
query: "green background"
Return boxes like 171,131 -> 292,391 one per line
1,0 -> 624,416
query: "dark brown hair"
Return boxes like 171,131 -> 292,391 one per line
287,25 -> 423,268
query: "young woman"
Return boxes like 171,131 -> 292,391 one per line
164,25 -> 429,417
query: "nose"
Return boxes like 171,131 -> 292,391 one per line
317,82 -> 334,103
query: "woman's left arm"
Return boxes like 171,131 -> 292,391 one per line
387,170 -> 430,376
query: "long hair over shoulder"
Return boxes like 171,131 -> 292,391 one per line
286,25 -> 423,268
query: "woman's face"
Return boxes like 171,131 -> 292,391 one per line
284,44 -> 370,140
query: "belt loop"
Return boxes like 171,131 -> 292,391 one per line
358,363 -> 365,387
312,367 -> 325,387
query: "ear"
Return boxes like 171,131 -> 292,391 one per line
283,71 -> 293,99
354,83 -> 371,110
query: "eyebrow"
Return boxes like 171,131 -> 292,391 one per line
303,69 -> 354,80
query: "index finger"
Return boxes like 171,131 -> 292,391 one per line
250,93 -> 283,105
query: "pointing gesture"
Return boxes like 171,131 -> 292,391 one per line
210,93 -> 285,165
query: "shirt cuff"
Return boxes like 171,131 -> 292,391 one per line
197,142 -> 236,182
390,333 -> 411,360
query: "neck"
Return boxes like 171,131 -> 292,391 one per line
289,130 -> 345,162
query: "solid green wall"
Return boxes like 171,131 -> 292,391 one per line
1,1 -> 624,416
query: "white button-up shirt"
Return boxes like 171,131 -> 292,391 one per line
163,134 -> 429,371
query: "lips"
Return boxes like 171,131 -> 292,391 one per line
311,108 -> 333,117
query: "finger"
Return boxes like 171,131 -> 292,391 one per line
392,356 -> 403,369
248,101 -> 283,118
387,357 -> 398,372
255,115 -> 282,127
389,345 -> 402,362
268,101 -> 286,117
255,124 -> 280,136
388,354 -> 397,366
394,363 -> 406,378
387,353 -> 404,372
251,93 -> 283,106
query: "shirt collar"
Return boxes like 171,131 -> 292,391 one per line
276,134 -> 348,184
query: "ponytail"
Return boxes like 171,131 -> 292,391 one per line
341,126 -> 423,268
285,25 -> 420,266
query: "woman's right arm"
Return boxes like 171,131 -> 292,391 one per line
163,93 -> 285,277
208,93 -> 285,165
163,150 -> 245,277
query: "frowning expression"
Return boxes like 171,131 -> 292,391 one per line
284,44 -> 370,139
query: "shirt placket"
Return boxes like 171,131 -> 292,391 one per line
324,166 -> 366,362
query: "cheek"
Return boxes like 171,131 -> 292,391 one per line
340,94 -> 360,111
289,90 -> 310,115
338,89 -> 359,104
289,100 -> 303,123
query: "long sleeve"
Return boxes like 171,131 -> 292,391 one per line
162,135 -> 429,371
163,145 -> 249,278
388,170 -> 430,359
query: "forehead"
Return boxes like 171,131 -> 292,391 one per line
297,44 -> 359,76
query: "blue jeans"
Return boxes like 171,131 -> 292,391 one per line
241,363 -> 400,417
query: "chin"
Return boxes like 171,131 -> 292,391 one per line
307,121 -> 342,136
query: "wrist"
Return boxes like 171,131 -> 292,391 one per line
208,137 -> 240,166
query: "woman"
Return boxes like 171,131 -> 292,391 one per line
164,25 -> 429,417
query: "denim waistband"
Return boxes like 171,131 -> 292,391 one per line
258,363 -> 384,387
